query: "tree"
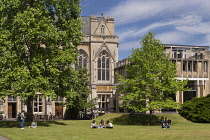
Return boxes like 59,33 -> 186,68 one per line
116,32 -> 187,124
178,94 -> 210,123
64,68 -> 93,119
0,0 -> 84,121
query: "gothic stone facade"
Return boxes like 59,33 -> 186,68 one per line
0,15 -> 119,119
79,15 -> 119,113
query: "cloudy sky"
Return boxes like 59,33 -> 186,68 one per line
80,0 -> 210,60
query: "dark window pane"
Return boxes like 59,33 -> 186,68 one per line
39,103 -> 42,112
183,61 -> 186,71
106,70 -> 110,80
193,61 -> 197,72
106,59 -> 109,68
13,96 -> 17,101
83,58 -> 87,68
188,61 -> 192,71
98,58 -> 101,68
79,56 -> 82,66
102,56 -> 105,68
98,69 -> 101,80
8,96 -> 12,101
102,70 -> 105,80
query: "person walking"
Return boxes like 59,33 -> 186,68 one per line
20,110 -> 25,129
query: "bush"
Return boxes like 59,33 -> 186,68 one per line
178,94 -> 210,123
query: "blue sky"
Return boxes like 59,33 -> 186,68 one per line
80,0 -> 210,61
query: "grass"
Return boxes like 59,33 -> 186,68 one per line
0,113 -> 210,140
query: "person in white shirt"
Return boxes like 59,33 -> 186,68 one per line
105,120 -> 113,128
91,120 -> 98,128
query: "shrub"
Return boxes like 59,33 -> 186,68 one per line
178,94 -> 210,123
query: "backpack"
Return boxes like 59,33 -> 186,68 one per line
17,113 -> 21,121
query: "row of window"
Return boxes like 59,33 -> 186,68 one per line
8,95 -> 63,113
172,52 -> 204,59
172,60 -> 208,72
183,61 -> 208,72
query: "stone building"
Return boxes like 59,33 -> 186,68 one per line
0,14 -> 119,119
79,15 -> 119,113
114,44 -> 210,112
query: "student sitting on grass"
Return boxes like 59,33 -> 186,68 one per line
91,120 -> 98,128
105,120 -> 113,128
29,121 -> 37,128
99,119 -> 105,128
161,117 -> 170,129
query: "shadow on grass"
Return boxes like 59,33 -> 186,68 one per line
0,120 -> 67,128
111,114 -> 161,126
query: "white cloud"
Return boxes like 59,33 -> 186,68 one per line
119,41 -> 141,51
107,0 -> 210,25
117,14 -> 203,41
156,31 -> 190,44
176,22 -> 210,34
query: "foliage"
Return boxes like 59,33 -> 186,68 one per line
116,32 -> 187,115
0,0 -> 84,121
178,94 -> 210,123
64,68 -> 93,119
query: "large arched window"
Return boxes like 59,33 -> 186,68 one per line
98,51 -> 110,81
75,49 -> 88,70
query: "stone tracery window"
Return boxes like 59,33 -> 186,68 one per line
75,49 -> 88,70
98,50 -> 110,81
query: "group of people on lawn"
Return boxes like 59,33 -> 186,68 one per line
91,119 -> 113,128
161,116 -> 171,129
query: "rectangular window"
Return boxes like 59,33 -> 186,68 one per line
193,61 -> 197,72
8,95 -> 17,101
34,96 -> 42,113
204,61 -> 208,72
39,103 -> 42,112
8,96 -> 12,101
188,61 -> 192,72
34,103 -> 38,112
177,52 -> 181,58
183,61 -> 186,71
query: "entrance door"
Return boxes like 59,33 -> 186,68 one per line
55,103 -> 63,119
8,103 -> 17,118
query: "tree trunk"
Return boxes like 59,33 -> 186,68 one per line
149,110 -> 153,125
26,96 -> 34,122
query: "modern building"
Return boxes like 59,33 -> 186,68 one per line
0,14 -> 119,119
114,44 -> 210,112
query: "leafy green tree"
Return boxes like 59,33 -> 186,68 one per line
116,32 -> 187,124
178,94 -> 210,123
64,68 -> 93,119
0,0 -> 83,121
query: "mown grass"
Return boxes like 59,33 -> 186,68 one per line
0,113 -> 210,140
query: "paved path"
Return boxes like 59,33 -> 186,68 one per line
0,135 -> 10,140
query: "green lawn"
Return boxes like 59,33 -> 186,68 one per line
0,113 -> 210,140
